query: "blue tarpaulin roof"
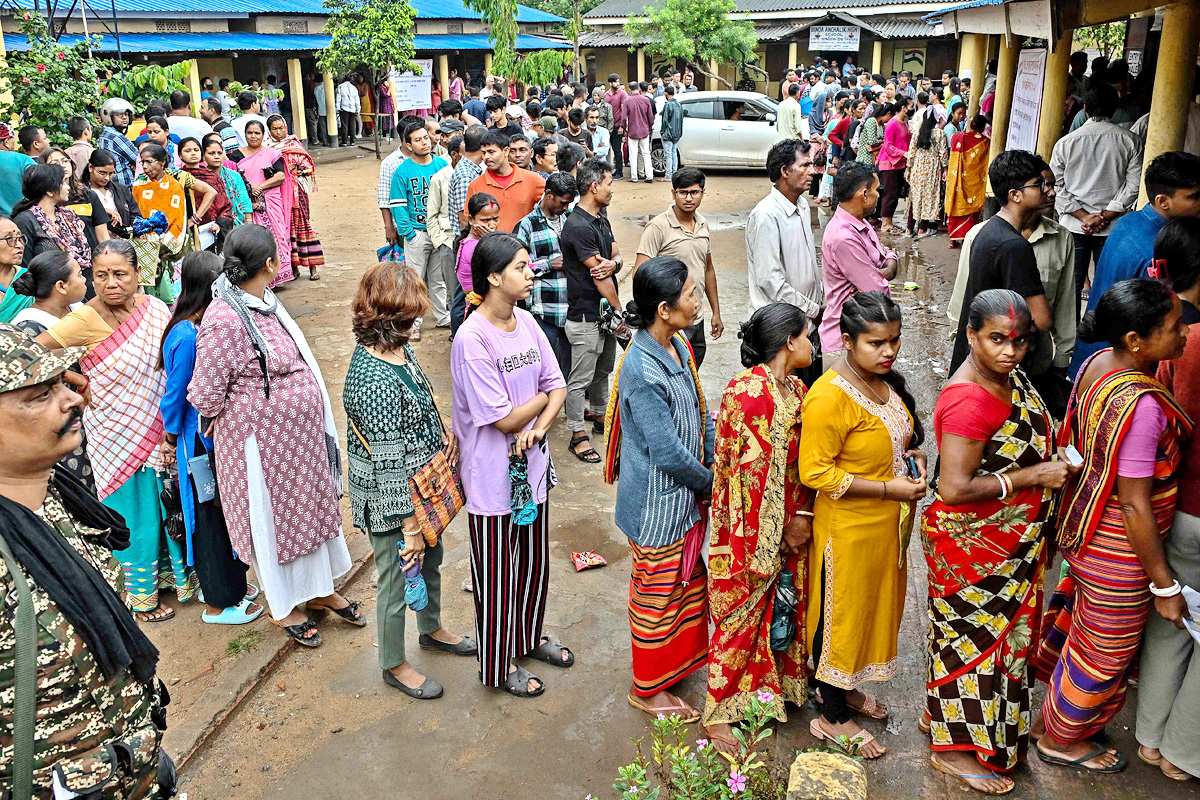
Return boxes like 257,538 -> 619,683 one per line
922,0 -> 1006,20
3,0 -> 562,21
3,31 -> 570,53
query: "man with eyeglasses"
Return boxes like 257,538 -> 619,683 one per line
948,150 -> 1054,375
634,166 -> 722,368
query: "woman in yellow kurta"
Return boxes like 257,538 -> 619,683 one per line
799,291 -> 928,759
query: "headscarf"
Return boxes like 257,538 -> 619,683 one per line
265,115 -> 317,195
181,162 -> 232,224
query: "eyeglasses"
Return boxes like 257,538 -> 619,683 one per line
1017,178 -> 1050,192
0,233 -> 28,248
674,189 -> 704,198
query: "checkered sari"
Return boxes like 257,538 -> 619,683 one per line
79,298 -> 169,500
919,369 -> 1054,772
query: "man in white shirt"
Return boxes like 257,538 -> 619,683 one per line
314,80 -> 329,146
585,106 -> 610,163
336,76 -> 361,146
777,82 -> 802,140
745,138 -> 822,384
1050,83 -> 1143,309
230,92 -> 267,148
166,89 -> 212,143
216,79 -> 234,116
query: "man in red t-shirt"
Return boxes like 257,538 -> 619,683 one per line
466,129 -> 546,233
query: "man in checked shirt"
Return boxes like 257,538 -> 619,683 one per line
514,171 -> 578,377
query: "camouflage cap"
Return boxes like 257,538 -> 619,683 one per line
537,115 -> 558,131
0,325 -> 87,393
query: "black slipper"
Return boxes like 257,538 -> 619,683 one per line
382,669 -> 443,699
499,666 -> 544,698
525,636 -> 574,668
1036,742 -> 1127,774
570,434 -> 601,463
419,633 -> 479,656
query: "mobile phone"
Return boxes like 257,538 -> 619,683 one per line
1063,445 -> 1083,468
906,455 -> 920,479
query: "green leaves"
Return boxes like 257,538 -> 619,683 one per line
622,0 -> 757,88
463,0 -> 573,86
318,0 -> 419,79
107,61 -> 193,106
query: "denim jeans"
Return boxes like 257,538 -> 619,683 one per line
664,139 -> 679,180
535,315 -> 571,381
1074,233 -> 1108,313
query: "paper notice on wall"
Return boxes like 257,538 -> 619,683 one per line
1128,50 -> 1142,76
1006,48 -> 1046,154
390,59 -> 434,111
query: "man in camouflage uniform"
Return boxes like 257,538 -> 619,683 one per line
0,327 -> 174,800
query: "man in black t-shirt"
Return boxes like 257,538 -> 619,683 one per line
949,150 -> 1054,373
560,157 -> 622,464
485,95 -> 525,139
562,107 -> 594,158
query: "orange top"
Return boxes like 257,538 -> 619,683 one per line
467,167 -> 545,233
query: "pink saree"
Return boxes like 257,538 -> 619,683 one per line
237,147 -> 296,287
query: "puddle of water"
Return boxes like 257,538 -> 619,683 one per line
621,212 -> 751,231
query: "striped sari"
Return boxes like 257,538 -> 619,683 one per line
1032,353 -> 1193,745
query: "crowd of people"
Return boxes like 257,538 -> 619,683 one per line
5,56 -> 1200,800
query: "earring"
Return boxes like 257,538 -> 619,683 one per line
1133,347 -> 1140,352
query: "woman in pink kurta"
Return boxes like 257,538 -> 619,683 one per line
876,100 -> 914,236
189,224 -> 363,648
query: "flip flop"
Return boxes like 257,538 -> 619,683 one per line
1138,745 -> 1162,766
627,693 -> 700,724
929,755 -> 1014,795
808,717 -> 886,759
201,597 -> 264,625
1162,761 -> 1193,782
136,606 -> 175,623
1036,741 -> 1126,774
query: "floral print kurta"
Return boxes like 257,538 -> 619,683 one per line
905,127 -> 949,223
705,366 -> 810,725
188,298 -> 342,565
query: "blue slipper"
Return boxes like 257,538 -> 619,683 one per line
198,584 -> 260,605
201,597 -> 264,625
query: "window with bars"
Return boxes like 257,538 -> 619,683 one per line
445,22 -> 463,34
283,19 -> 309,33
155,20 -> 190,32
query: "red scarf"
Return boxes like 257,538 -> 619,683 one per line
181,163 -> 232,223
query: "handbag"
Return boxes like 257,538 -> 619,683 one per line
377,243 -> 405,263
159,469 -> 186,543
349,357 -> 463,547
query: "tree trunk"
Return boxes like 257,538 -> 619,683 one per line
688,60 -> 731,89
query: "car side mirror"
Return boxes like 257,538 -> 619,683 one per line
765,112 -> 776,125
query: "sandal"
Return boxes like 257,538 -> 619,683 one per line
918,712 -> 931,734
815,688 -> 889,720
136,606 -> 175,623
628,692 -> 700,723
1138,745 -> 1161,766
570,433 -> 601,463
382,669 -> 443,699
929,755 -> 1014,795
1036,741 -> 1126,774
1162,760 -> 1193,782
525,636 -> 574,668
305,598 -> 367,627
808,717 -> 886,759
270,617 -> 322,648
309,267 -> 320,281
701,724 -> 739,754
201,597 -> 264,625
500,666 -> 544,698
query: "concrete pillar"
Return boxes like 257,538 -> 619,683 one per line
0,28 -> 10,107
637,48 -> 645,82
438,54 -> 450,106
286,57 -> 307,142
186,59 -> 203,116
709,58 -> 720,87
1035,30 -> 1072,161
484,52 -> 493,75
957,32 -> 978,79
871,40 -> 883,74
987,36 -> 1019,165
1138,1 -> 1200,206
788,41 -> 798,68
967,34 -> 989,117
323,70 -> 337,139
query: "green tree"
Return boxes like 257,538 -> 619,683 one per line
1073,21 -> 1127,60
624,0 -> 759,88
520,0 -> 605,79
318,0 -> 418,159
103,61 -> 193,108
464,0 -> 573,86
1,11 -> 120,145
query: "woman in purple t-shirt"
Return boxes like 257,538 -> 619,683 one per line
450,232 -> 569,698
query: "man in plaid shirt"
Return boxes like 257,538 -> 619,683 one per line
514,171 -> 578,377
449,125 -> 486,237
96,107 -> 140,188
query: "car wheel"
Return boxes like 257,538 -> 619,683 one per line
651,140 -> 666,177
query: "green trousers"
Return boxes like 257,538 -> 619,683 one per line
371,532 -> 443,670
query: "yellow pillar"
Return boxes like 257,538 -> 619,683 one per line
286,58 -> 307,142
967,35 -> 989,117
1138,1 -> 1200,206
0,28 -> 10,107
987,37 -> 1019,165
1036,30 -> 1072,161
788,41 -> 798,68
186,59 -> 203,116
871,40 -> 883,74
957,32 -> 978,79
484,52 -> 493,75
323,71 -> 337,139
710,58 -> 720,87
637,48 -> 646,82
438,54 -> 450,106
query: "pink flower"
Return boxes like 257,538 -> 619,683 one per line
22,77 -> 30,83
696,738 -> 709,750
727,769 -> 747,792
36,64 -> 45,72
22,12 -> 30,19
56,52 -> 65,60
757,690 -> 775,704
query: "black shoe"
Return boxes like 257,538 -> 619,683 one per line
419,633 -> 479,656
382,669 -> 444,699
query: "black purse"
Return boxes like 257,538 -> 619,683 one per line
159,469 -> 186,543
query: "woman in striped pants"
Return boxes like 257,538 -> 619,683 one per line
450,233 -> 571,697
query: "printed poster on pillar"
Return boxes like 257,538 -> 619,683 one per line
390,59 -> 435,112
1006,48 -> 1046,154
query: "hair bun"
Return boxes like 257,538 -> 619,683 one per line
11,270 -> 36,296
623,300 -> 644,327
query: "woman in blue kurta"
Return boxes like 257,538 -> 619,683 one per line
160,251 -> 263,624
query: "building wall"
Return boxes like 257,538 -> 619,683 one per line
252,14 -> 328,33
196,56 -> 235,81
52,17 -> 230,34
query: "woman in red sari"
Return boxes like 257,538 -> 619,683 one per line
1032,279 -> 1192,775
920,290 -> 1076,795
704,303 -> 813,752
267,115 -> 324,281
944,114 -> 989,247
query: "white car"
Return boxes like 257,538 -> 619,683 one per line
650,91 -> 782,174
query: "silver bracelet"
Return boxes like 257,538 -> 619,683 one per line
996,474 -> 1009,501
1149,579 -> 1182,598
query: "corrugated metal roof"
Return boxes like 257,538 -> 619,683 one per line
3,0 -> 562,22
585,0 -> 931,18
922,0 -> 1005,19
2,31 -> 570,53
873,17 -> 938,36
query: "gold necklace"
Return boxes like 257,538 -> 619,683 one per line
845,357 -> 889,405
